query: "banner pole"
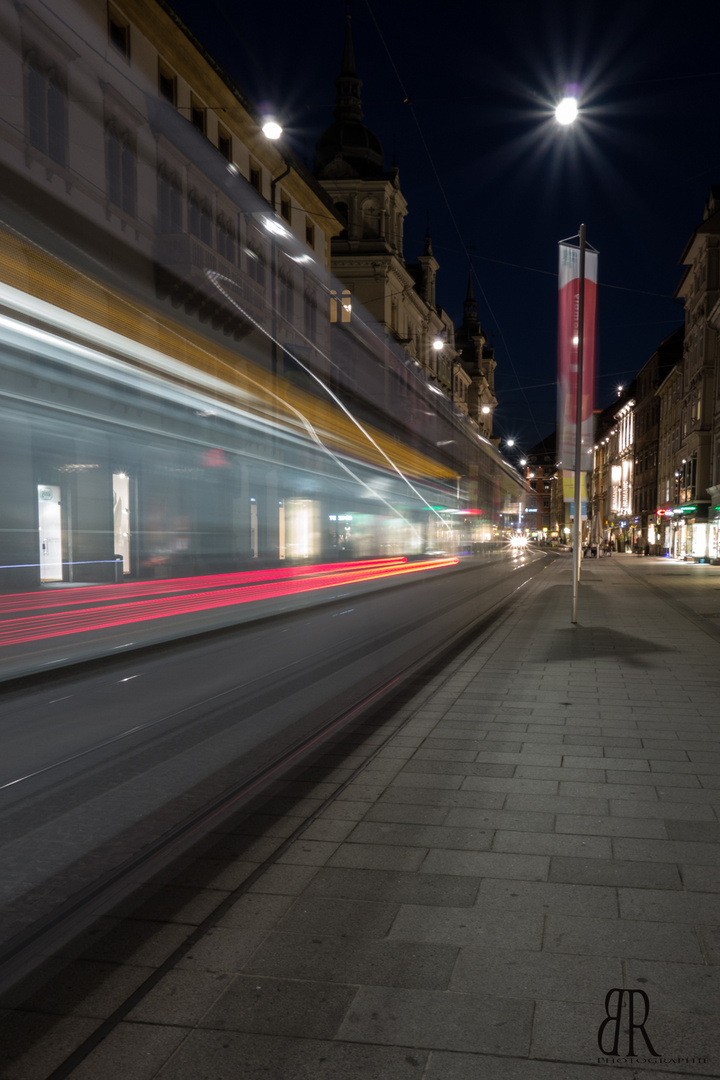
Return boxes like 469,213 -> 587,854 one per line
571,223 -> 586,624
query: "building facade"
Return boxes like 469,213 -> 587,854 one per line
589,386 -> 636,552
313,15 -> 496,435
673,186 -> 720,559
0,0 -> 355,587
633,327 -> 683,552
656,364 -> 685,555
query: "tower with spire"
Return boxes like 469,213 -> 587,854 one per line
313,12 -> 470,413
454,273 -> 498,437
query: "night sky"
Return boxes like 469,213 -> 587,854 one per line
167,0 -> 720,456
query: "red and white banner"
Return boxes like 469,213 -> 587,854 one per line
557,241 -> 598,472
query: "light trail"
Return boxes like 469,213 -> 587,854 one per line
0,557 -> 458,648
0,559 -> 407,613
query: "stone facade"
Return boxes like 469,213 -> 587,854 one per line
313,15 -> 496,434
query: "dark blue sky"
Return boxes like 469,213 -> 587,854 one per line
168,0 -> 720,454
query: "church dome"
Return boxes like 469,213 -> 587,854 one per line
314,119 -> 384,179
313,15 -> 385,180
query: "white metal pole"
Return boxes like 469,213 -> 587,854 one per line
572,223 -> 586,624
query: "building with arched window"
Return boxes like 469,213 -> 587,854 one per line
313,14 -> 498,432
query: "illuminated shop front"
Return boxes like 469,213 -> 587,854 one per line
670,504 -> 710,560
709,491 -> 720,563
710,515 -> 720,563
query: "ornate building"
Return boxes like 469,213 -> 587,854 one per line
314,15 -> 496,433
454,275 -> 498,437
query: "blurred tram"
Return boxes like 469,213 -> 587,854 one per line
0,218 -> 525,595
0,0 -> 528,599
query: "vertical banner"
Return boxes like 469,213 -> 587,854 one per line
563,470 -> 587,517
557,241 -> 598,471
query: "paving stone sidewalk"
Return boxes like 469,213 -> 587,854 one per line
4,553 -> 720,1079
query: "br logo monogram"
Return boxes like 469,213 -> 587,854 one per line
597,989 -> 659,1057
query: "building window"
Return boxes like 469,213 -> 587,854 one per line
201,200 -> 212,244
246,240 -> 266,287
217,125 -> 231,161
331,288 -> 352,324
158,62 -> 176,106
304,289 -> 317,339
188,190 -> 200,237
249,164 -> 261,193
190,95 -> 206,134
189,191 -> 212,244
106,120 -> 136,216
305,221 -> 315,248
158,165 -> 183,231
108,7 -> 130,59
280,194 -> 291,223
217,213 -> 235,263
25,55 -> 67,165
278,270 -> 294,323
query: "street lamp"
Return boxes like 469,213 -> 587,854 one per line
555,96 -> 578,126
262,118 -> 283,141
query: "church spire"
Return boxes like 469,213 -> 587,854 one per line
333,13 -> 363,123
463,271 -> 478,324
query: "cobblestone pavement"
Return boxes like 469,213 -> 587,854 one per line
2,553 -> 720,1079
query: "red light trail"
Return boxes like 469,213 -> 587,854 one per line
0,558 -> 458,648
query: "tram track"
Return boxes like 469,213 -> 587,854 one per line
1,550 -> 563,1079
0,551 -> 560,1005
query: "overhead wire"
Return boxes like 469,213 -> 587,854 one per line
364,0 -> 547,447
364,3 -> 691,449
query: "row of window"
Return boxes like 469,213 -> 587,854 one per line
27,61 -> 138,225
635,403 -> 659,436
24,63 -> 314,283
634,447 -> 658,474
107,2 -> 316,247
21,4 -> 333,347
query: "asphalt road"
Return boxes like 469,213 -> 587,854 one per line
0,548 -> 554,980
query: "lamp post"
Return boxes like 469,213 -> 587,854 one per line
571,222 -> 586,623
554,95 -> 591,623
263,117 -> 289,379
